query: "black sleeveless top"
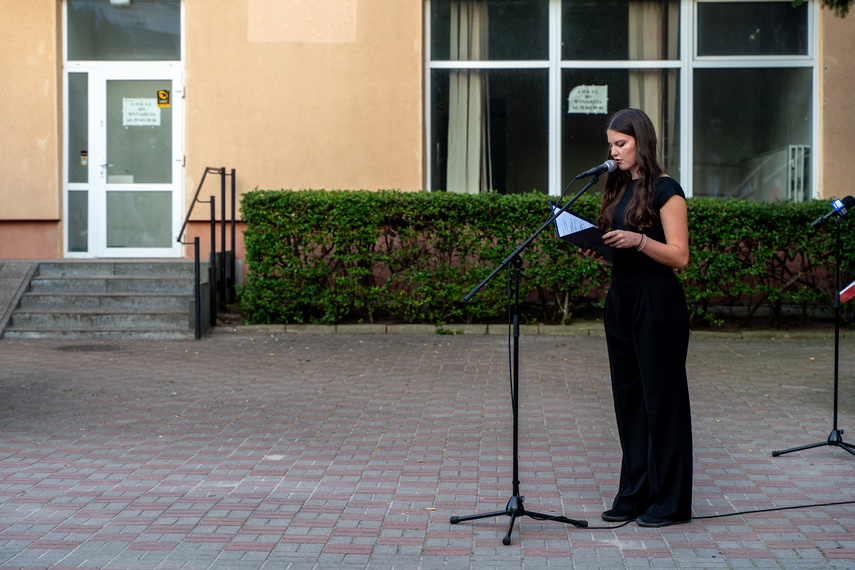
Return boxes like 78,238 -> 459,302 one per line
611,176 -> 685,276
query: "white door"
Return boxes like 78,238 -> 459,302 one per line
66,67 -> 184,258
93,68 -> 184,257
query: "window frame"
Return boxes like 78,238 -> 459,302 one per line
425,0 -> 820,199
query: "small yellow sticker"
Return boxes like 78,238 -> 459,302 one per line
157,90 -> 170,108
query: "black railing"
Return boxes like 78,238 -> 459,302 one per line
177,167 -> 238,338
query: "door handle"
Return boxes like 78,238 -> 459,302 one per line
101,163 -> 113,168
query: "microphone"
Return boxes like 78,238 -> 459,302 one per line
811,195 -> 855,228
550,160 -> 617,226
575,160 -> 617,179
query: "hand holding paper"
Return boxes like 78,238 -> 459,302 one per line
550,203 -> 615,265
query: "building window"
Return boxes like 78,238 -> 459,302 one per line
697,1 -> 808,56
429,1 -> 550,195
67,0 -> 181,61
426,0 -> 816,200
693,1 -> 813,201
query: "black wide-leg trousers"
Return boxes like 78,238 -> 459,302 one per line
604,269 -> 692,521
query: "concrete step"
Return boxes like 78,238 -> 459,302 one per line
37,260 -> 202,277
29,275 -> 196,295
1,260 -> 211,340
10,309 -> 188,329
2,327 -> 195,340
20,292 -> 191,311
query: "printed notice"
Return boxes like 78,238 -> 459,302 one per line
552,204 -> 595,236
123,98 -> 161,126
550,202 -> 614,264
567,85 -> 608,115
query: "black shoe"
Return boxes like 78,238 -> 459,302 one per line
636,514 -> 690,528
601,508 -> 637,522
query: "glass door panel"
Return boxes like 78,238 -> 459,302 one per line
106,191 -> 173,248
67,191 -> 89,252
68,73 -> 89,184
106,80 -> 173,185
67,72 -> 90,252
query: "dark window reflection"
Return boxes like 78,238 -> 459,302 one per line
698,2 -> 808,56
693,68 -> 812,201
431,69 -> 548,194
68,0 -> 180,61
431,0 -> 549,61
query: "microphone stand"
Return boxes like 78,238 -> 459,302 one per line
450,176 -> 602,545
773,213 -> 855,458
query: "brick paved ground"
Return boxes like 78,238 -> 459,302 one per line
0,330 -> 854,569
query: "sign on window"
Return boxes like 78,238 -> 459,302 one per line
567,85 -> 608,115
123,98 -> 161,126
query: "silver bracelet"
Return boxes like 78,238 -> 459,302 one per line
637,234 -> 648,252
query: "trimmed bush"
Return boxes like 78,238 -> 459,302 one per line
239,189 -> 854,327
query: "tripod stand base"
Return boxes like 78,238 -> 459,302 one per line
450,495 -> 588,545
773,429 -> 855,457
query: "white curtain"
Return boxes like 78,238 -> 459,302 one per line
447,1 -> 492,194
628,0 -> 678,157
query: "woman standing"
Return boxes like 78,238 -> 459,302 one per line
583,108 -> 692,528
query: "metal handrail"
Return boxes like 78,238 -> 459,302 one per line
177,166 -> 237,338
177,167 -> 222,241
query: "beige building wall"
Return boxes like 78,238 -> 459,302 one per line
184,0 -> 425,224
1,0 -> 424,259
0,0 -> 62,258
0,1 -> 852,260
819,9 -> 855,201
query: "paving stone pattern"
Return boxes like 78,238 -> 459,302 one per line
0,332 -> 854,569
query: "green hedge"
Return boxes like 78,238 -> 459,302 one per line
238,189 -> 855,327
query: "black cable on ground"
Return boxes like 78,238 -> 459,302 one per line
690,499 -> 855,521
525,499 -> 855,530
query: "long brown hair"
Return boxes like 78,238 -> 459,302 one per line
596,108 -> 663,231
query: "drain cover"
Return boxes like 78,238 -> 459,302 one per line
56,344 -> 122,353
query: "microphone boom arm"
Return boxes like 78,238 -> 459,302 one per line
463,175 -> 602,302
